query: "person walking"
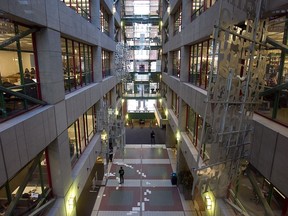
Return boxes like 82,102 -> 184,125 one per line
119,167 -> 125,184
150,130 -> 155,144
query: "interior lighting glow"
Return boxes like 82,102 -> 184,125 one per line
205,195 -> 212,210
176,131 -> 180,141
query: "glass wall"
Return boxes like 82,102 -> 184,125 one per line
61,38 -> 93,93
61,0 -> 91,21
104,91 -> 112,108
186,106 -> 210,159
0,151 -> 52,215
100,5 -> 110,36
163,54 -> 168,73
256,15 -> 288,126
230,164 -> 288,215
172,50 -> 181,77
68,105 -> 97,166
173,5 -> 182,35
102,49 -> 111,78
171,90 -> 178,117
0,18 -> 41,121
164,23 -> 169,43
189,39 -> 218,89
191,0 -> 217,21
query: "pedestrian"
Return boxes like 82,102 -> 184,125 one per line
150,130 -> 155,144
109,146 -> 113,162
119,166 -> 125,184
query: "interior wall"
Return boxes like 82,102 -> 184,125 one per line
0,51 -> 34,77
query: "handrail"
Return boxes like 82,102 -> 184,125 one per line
259,82 -> 288,97
0,86 -> 47,105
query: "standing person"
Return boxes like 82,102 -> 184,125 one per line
109,146 -> 113,162
119,166 -> 125,184
150,130 -> 155,144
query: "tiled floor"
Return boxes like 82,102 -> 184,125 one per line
90,144 -> 196,216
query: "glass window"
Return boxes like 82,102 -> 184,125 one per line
78,115 -> 86,152
100,6 -> 110,36
61,0 -> 91,21
0,151 -> 52,215
187,106 -> 197,144
164,24 -> 169,43
102,50 -> 111,78
186,106 -> 204,150
68,104 -> 97,166
0,18 -> 41,121
192,0 -> 204,20
191,0 -> 217,21
256,15 -> 288,126
171,91 -> 178,117
189,39 -> 218,89
172,50 -> 181,77
173,5 -> 182,35
61,38 -> 93,92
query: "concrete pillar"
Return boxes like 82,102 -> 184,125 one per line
47,132 -> 72,197
166,124 -> 177,148
182,0 -> 192,29
35,28 -> 64,104
166,87 -> 172,109
109,11 -> 115,40
93,46 -> 102,82
178,98 -> 187,132
91,0 -> 101,31
168,10 -> 173,40
111,86 -> 117,108
180,46 -> 190,82
168,52 -> 173,76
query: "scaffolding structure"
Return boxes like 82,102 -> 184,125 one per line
96,106 -> 125,161
192,0 -> 268,199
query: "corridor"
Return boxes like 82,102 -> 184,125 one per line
89,136 -> 196,215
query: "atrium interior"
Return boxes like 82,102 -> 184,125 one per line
0,0 -> 288,215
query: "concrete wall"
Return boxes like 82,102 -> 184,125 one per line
251,116 -> 288,197
0,0 -> 118,215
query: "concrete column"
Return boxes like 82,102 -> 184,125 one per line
180,45 -> 190,82
166,124 -> 177,148
168,52 -> 173,76
182,0 -> 192,29
166,87 -> 172,109
47,131 -> 72,197
178,98 -> 187,132
111,86 -> 117,108
93,46 -> 102,82
111,51 -> 115,76
35,28 -> 64,104
91,0 -> 101,31
168,11 -> 173,40
109,12 -> 115,40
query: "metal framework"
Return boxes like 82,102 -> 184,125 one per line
192,0 -> 268,199
97,106 -> 125,160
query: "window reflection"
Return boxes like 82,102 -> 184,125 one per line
61,38 -> 93,92
256,15 -> 288,126
0,18 -> 40,121
68,104 -> 97,166
0,151 -> 52,215
61,0 -> 91,21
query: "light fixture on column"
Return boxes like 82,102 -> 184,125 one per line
68,196 -> 75,210
205,195 -> 212,210
176,131 -> 181,142
101,129 -> 107,143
